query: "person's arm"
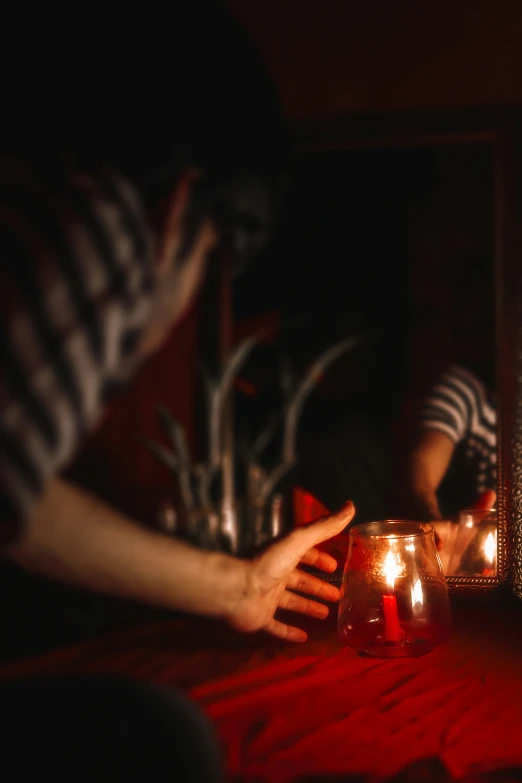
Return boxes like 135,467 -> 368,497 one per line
395,365 -> 475,521
7,477 -> 355,642
400,429 -> 456,521
7,478 -> 248,620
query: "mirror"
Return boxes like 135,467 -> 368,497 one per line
233,114 -> 509,593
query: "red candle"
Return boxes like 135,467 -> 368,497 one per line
383,594 -> 405,641
383,550 -> 406,642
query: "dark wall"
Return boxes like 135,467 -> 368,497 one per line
227,0 -> 522,119
231,143 -> 495,518
234,143 -> 494,427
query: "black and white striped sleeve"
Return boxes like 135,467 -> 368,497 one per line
0,166 -> 154,545
418,367 -> 473,444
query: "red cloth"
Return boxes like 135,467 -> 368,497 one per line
293,487 -> 330,525
1,605 -> 522,781
189,617 -> 522,782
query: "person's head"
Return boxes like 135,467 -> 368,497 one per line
1,1 -> 288,353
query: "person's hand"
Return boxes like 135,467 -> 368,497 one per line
474,489 -> 496,511
227,501 -> 355,643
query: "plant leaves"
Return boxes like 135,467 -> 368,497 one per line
142,438 -> 179,473
156,405 -> 191,465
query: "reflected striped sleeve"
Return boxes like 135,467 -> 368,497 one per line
418,365 -> 497,494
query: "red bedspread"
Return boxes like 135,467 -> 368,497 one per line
2,602 -> 522,782
190,607 -> 522,782
0,491 -> 519,782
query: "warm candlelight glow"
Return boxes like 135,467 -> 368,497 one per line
384,550 -> 402,591
484,531 -> 496,565
339,521 -> 451,657
411,578 -> 423,606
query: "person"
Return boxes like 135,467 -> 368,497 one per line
0,3 -> 355,779
397,363 -> 497,522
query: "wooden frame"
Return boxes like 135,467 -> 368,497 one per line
292,108 -> 522,597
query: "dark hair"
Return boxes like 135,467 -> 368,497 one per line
1,1 -> 288,266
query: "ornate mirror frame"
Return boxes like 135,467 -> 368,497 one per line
293,108 -> 522,597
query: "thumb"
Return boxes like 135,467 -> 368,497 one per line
301,501 -> 355,547
474,489 -> 496,511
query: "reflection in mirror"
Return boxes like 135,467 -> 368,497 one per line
434,509 -> 497,577
234,140 -> 497,579
395,144 -> 497,578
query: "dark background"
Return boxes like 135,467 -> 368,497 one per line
0,0 -> 506,661
227,143 -> 494,517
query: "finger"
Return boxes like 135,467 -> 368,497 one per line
265,618 -> 308,643
287,569 -> 340,602
298,501 -> 355,549
300,547 -> 338,572
278,589 -> 330,618
474,489 -> 497,511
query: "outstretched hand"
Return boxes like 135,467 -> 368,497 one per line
227,501 -> 355,643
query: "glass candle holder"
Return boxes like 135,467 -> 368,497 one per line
447,508 -> 497,577
338,521 -> 451,658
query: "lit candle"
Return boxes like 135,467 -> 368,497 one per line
410,577 -> 425,622
482,531 -> 496,577
382,550 -> 406,642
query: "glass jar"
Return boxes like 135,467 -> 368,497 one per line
447,508 -> 497,577
338,520 -> 451,658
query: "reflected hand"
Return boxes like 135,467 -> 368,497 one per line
474,489 -> 496,511
228,501 -> 355,643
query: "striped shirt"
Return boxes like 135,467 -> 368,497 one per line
0,159 -> 154,546
419,365 -> 497,504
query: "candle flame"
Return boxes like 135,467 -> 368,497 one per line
384,550 -> 402,591
411,578 -> 423,606
484,532 -> 496,565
